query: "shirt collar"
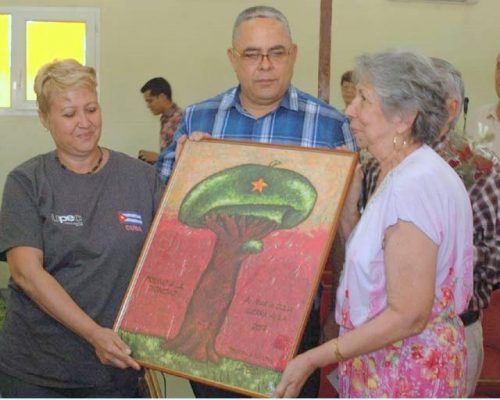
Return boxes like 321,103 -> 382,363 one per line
221,85 -> 299,114
160,103 -> 179,121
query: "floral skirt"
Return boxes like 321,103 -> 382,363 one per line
339,318 -> 467,397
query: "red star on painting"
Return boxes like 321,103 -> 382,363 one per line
251,178 -> 268,193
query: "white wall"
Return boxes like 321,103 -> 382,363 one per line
330,0 -> 500,114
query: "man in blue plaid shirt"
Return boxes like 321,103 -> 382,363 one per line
156,5 -> 356,399
156,5 -> 356,184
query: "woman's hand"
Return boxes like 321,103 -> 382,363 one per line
273,352 -> 316,398
7,247 -> 141,372
89,326 -> 141,370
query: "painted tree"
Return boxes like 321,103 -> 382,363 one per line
163,163 -> 317,363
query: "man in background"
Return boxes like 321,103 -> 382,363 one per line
339,70 -> 355,110
156,5 -> 356,398
139,77 -> 183,164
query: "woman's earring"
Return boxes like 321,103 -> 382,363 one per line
393,136 -> 407,152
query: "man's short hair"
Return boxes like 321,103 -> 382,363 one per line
141,77 -> 172,100
232,6 -> 292,44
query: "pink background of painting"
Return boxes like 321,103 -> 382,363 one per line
120,215 -> 329,370
116,141 -> 356,370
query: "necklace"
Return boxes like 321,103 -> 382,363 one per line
56,146 -> 103,174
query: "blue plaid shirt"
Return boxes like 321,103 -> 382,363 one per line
156,85 -> 356,183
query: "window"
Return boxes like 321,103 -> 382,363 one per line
0,7 -> 99,115
0,14 -> 10,108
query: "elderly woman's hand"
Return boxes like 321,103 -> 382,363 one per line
273,352 -> 316,398
89,326 -> 141,371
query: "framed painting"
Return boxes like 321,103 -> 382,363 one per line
114,139 -> 358,397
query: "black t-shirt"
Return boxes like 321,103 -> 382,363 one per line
0,150 -> 163,388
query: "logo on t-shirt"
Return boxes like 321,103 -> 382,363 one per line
117,211 -> 144,233
51,213 -> 83,227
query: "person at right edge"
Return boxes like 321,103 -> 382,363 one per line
274,49 -> 473,397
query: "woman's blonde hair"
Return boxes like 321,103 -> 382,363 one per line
34,59 -> 97,115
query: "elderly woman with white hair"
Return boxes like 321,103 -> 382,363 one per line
275,49 -> 473,398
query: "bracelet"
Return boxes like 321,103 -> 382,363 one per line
332,338 -> 345,362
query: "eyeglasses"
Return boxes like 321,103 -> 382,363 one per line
232,47 -> 292,66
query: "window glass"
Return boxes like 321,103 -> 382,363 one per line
26,21 -> 86,101
0,14 -> 11,108
0,7 -> 98,114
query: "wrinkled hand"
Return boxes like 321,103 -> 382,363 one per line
273,353 -> 316,398
174,131 -> 212,161
90,327 -> 141,370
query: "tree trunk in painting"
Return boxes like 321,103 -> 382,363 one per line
163,213 -> 277,363
165,163 -> 318,363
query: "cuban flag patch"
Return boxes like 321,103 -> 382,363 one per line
117,211 -> 144,232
